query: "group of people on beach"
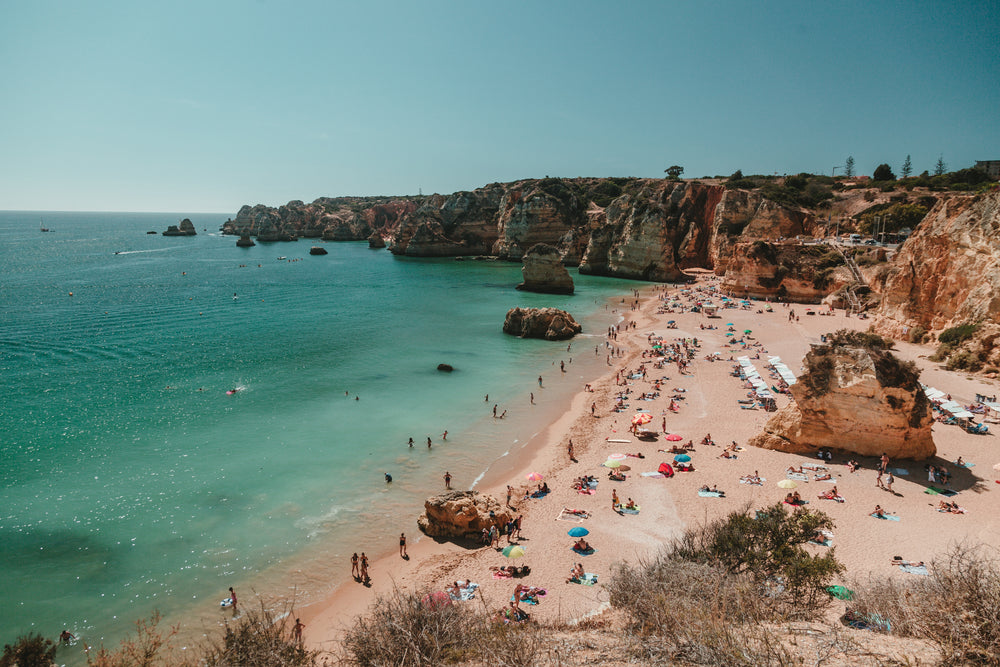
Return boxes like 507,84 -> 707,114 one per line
351,552 -> 371,584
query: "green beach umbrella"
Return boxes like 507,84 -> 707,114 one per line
502,545 -> 525,559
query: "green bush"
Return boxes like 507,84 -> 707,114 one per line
938,322 -> 978,345
908,325 -> 927,343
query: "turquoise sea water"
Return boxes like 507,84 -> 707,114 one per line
0,211 -> 638,656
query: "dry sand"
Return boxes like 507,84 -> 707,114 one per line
300,275 -> 1000,654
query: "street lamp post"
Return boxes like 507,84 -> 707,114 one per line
832,165 -> 843,178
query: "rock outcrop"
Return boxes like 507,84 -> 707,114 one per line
721,241 -> 854,303
163,219 -> 196,236
309,246 -> 328,255
367,232 -> 385,249
749,330 -> 935,460
503,307 -> 581,341
877,191 -> 1000,337
517,243 -> 574,294
417,491 -> 512,539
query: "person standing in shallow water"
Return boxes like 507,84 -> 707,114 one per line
444,471 -> 452,489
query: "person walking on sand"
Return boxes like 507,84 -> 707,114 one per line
444,471 -> 452,489
568,439 -> 575,461
886,471 -> 895,493
351,552 -> 359,579
591,402 -> 596,416
399,533 -> 407,558
506,485 -> 513,507
876,469 -> 885,490
293,618 -> 305,645
360,553 -> 369,582
530,392 -> 534,404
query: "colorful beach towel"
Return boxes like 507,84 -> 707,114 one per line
899,563 -> 929,576
572,546 -> 596,556
810,530 -> 834,547
954,460 -> 974,468
870,512 -> 901,521
569,573 -> 599,586
492,571 -> 513,580
618,505 -> 640,514
577,488 -> 596,495
557,509 -> 589,522
698,490 -> 725,498
924,487 -> 957,497
451,583 -> 479,600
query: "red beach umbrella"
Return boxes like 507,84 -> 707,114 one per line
665,434 -> 683,442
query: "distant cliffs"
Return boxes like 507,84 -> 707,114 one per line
224,178 -> 818,281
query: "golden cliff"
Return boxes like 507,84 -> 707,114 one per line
749,330 -> 935,460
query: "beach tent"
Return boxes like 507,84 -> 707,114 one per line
657,462 -> 674,477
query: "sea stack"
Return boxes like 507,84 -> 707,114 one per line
516,243 -> 574,294
749,329 -> 935,459
503,307 -> 581,341
309,246 -> 328,255
236,234 -> 255,247
163,219 -> 197,236
417,491 -> 512,539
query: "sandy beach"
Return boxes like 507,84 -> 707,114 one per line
299,275 -> 1000,655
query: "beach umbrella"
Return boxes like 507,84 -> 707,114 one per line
631,413 -> 653,425
725,332 -> 735,336
665,434 -> 683,441
502,545 -> 526,559
421,591 -> 452,610
608,453 -> 628,461
567,526 -> 590,537
673,454 -> 691,463
526,472 -> 543,481
777,479 -> 798,489
603,459 -> 622,468
726,322 -> 734,326
744,329 -> 752,334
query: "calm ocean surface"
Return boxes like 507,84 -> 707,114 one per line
0,210 -> 638,655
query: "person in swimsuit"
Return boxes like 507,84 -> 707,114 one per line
399,533 -> 407,558
351,552 -> 359,579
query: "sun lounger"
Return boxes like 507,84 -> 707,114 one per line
870,513 -> 901,521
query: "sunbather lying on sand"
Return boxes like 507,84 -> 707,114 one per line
938,500 -> 966,514
787,465 -> 803,473
740,471 -> 762,484
818,486 -> 839,500
815,473 -> 832,481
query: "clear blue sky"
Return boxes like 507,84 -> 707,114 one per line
2,0 -> 997,212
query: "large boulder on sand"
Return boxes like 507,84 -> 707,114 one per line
417,491 -> 512,539
517,243 -> 574,294
503,307 -> 581,341
749,330 -> 935,460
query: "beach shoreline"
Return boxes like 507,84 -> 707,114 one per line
301,275 -> 1000,657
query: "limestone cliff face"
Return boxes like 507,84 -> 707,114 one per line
749,332 -> 935,460
721,241 -> 853,303
517,243 -> 574,294
877,191 -> 1000,336
227,179 -> 816,278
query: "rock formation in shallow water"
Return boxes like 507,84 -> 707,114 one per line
417,491 -> 511,539
163,219 -> 196,236
367,231 -> 385,249
503,307 -> 582,341
517,243 -> 574,294
749,330 -> 935,460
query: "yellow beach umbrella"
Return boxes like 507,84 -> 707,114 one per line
777,479 -> 798,489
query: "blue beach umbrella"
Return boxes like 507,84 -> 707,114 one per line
674,454 -> 691,463
567,527 -> 590,537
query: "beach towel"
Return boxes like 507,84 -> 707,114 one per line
810,530 -> 834,547
739,478 -> 765,485
619,505 -> 640,514
954,461 -> 974,468
511,592 -> 542,605
698,490 -> 725,498
572,546 -> 596,556
587,480 -> 599,489
937,507 -> 966,514
924,487 -> 957,497
529,490 -> 549,499
785,472 -> 808,481
783,499 -> 808,506
569,573 -> 598,586
889,468 -> 909,476
870,513 -> 901,521
640,472 -> 666,478
802,463 -> 827,471
451,583 -> 479,600
826,585 -> 853,600
492,571 -> 513,580
557,509 -> 589,522
899,563 -> 929,576
577,488 -> 595,495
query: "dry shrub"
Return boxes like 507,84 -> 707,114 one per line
202,599 -> 320,666
84,612 -> 194,667
608,558 -> 794,665
849,544 -> 1000,665
340,587 -> 539,667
